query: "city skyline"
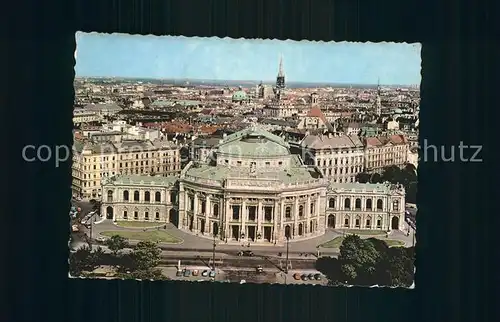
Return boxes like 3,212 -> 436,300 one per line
75,32 -> 421,86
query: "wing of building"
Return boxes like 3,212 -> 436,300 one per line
101,126 -> 406,245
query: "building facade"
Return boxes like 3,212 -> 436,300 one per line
100,127 -> 406,245
72,139 -> 181,199
363,134 -> 409,173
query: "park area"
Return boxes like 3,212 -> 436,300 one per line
100,230 -> 182,244
320,236 -> 405,249
115,221 -> 165,228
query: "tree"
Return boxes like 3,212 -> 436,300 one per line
131,241 -> 162,271
118,268 -> 168,280
355,172 -> 371,183
106,235 -> 129,256
338,235 -> 382,284
384,247 -> 415,287
69,245 -> 104,277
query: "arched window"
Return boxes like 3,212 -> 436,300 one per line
285,206 -> 291,218
123,190 -> 129,201
366,199 -> 372,210
144,191 -> 150,202
344,198 -> 351,210
355,198 -> 361,209
377,199 -> 383,210
133,191 -> 140,201
298,205 -> 304,217
329,198 -> 335,208
213,204 -> 219,217
155,191 -> 161,202
107,190 -> 113,202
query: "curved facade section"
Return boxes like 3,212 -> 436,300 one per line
100,127 -> 406,246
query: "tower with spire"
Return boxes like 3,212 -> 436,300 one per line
375,77 -> 382,116
276,55 -> 286,90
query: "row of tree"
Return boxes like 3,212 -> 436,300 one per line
316,235 -> 415,287
355,164 -> 417,203
69,235 -> 166,280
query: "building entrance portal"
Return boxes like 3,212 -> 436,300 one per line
285,225 -> 291,238
231,225 -> 239,240
106,206 -> 114,220
248,226 -> 256,241
213,222 -> 219,236
169,208 -> 178,227
263,227 -> 272,242
200,219 -> 205,234
327,214 -> 336,228
189,216 -> 194,231
391,216 -> 400,230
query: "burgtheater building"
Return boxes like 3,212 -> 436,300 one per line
101,127 -> 406,245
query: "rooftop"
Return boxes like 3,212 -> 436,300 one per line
103,175 -> 178,187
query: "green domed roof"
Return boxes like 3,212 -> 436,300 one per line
232,90 -> 248,101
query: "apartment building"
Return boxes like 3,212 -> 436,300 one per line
291,133 -> 365,183
72,139 -> 181,199
73,108 -> 102,125
363,134 -> 409,173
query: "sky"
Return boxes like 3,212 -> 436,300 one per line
75,32 -> 421,85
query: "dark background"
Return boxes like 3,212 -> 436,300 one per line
3,0 -> 496,322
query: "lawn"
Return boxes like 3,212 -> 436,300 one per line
115,221 -> 164,228
101,230 -> 182,244
319,237 -> 405,248
342,229 -> 386,236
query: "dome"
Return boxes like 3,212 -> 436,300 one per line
232,90 -> 248,102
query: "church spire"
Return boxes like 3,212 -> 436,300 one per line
278,54 -> 285,77
276,54 -> 286,90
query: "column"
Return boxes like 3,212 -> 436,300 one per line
241,199 -> 246,239
193,193 -> 199,231
294,198 -> 299,237
225,199 -> 231,240
280,200 -> 285,240
205,195 -> 211,234
305,196 -> 311,234
257,199 -> 263,240
316,194 -> 321,230
273,199 -> 279,243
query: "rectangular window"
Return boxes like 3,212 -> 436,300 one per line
134,211 -> 138,220
123,211 -> 128,219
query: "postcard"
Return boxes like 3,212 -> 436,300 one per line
69,32 -> 420,287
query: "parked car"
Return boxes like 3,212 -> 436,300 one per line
255,265 -> 263,274
308,273 -> 315,280
201,270 -> 209,277
209,271 -> 216,278
314,274 -> 322,281
237,250 -> 254,257
175,270 -> 183,277
293,273 -> 302,280
301,274 -> 308,281
183,270 -> 191,277
192,270 -> 199,276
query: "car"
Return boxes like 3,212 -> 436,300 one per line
201,270 -> 209,277
308,273 -> 315,280
175,270 -> 183,277
240,280 -> 246,284
209,271 -> 216,278
293,273 -> 301,280
314,274 -> 322,281
192,269 -> 199,276
96,237 -> 106,243
183,270 -> 191,277
255,265 -> 263,274
301,274 -> 308,281
237,250 -> 254,257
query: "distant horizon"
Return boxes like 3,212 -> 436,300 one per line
75,33 -> 421,86
75,76 -> 419,88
